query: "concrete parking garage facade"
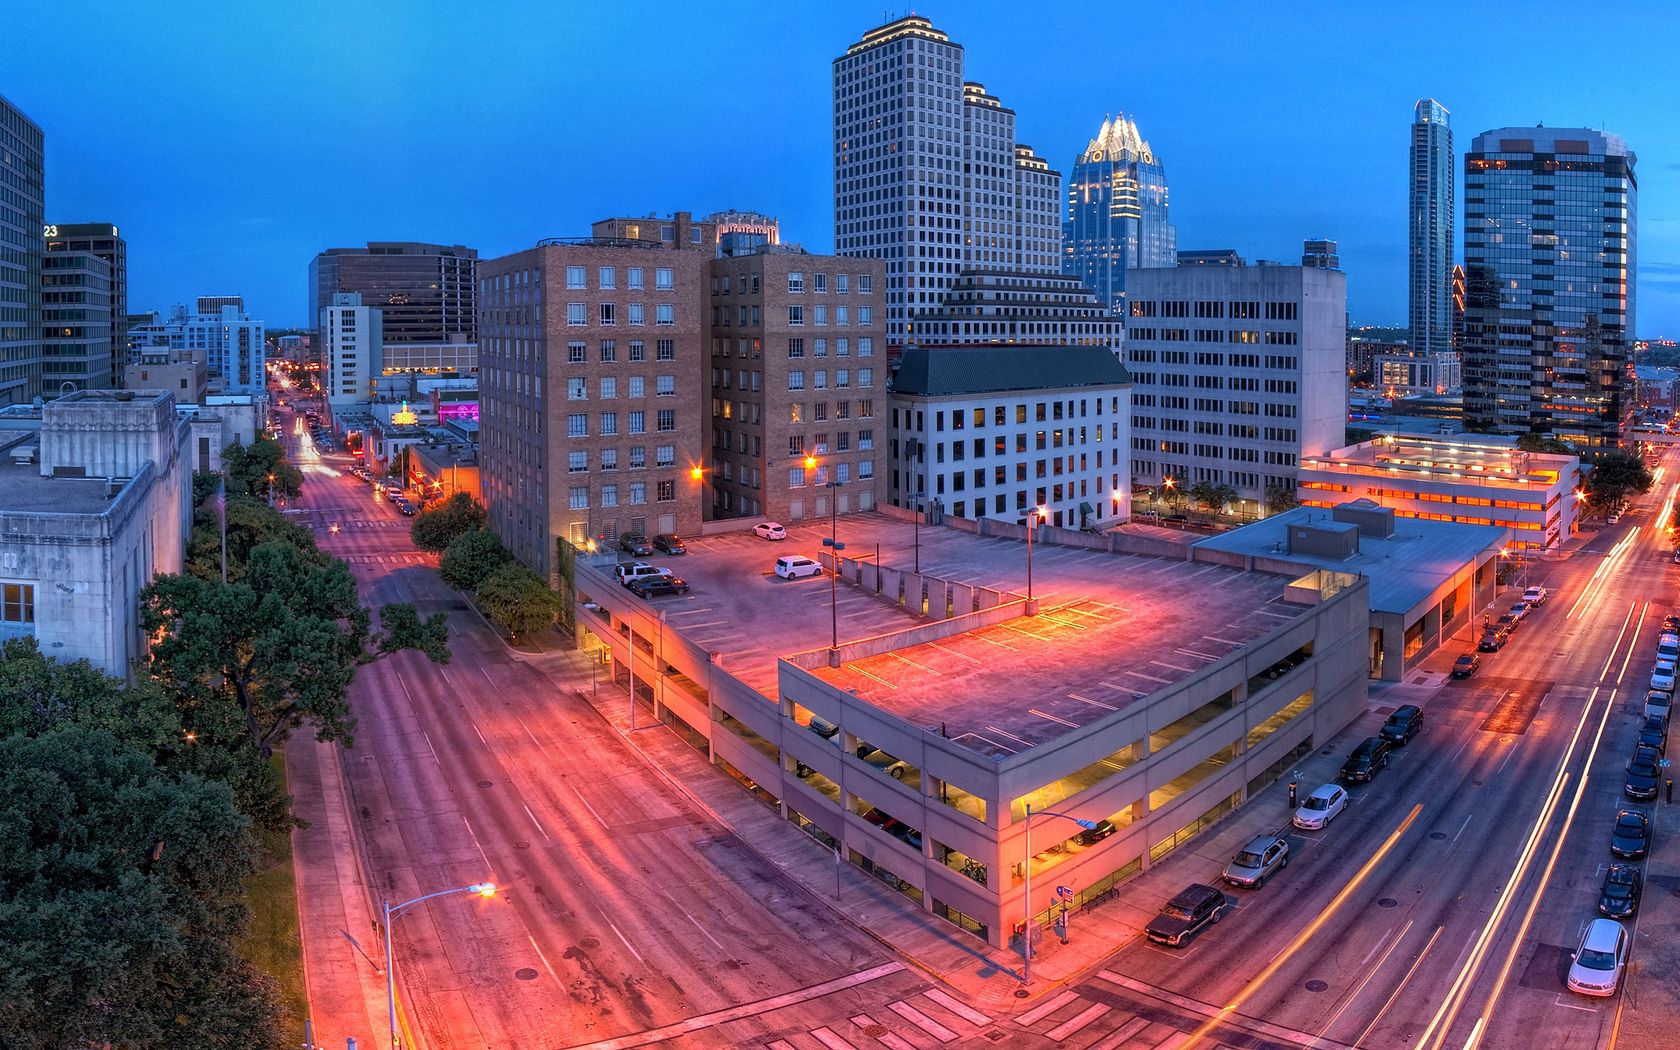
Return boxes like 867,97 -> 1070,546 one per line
568,513 -> 1368,948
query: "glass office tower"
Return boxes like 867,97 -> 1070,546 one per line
1062,113 -> 1175,313
309,242 -> 478,345
0,93 -> 44,407
1408,100 -> 1454,358
1462,127 -> 1636,446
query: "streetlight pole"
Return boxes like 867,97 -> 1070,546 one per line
383,882 -> 496,1050
913,497 -> 921,575
1025,505 -> 1046,605
823,480 -> 845,652
1021,803 -> 1096,985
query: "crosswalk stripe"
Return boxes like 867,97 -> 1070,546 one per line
1015,989 -> 1082,1026
766,1041 -> 799,1050
919,988 -> 989,1027
1045,1003 -> 1111,1041
848,1015 -> 916,1050
1087,1015 -> 1152,1050
811,1028 -> 858,1050
886,1000 -> 957,1042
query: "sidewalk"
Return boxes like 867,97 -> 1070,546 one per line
515,641 -> 1374,1014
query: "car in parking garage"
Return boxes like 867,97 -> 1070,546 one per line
753,521 -> 788,540
627,575 -> 691,599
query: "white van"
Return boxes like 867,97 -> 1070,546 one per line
775,555 -> 823,579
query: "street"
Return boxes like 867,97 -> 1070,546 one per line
278,382 -> 1680,1050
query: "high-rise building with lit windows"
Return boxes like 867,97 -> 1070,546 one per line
1409,101 -> 1454,360
833,16 -> 1061,349
1461,127 -> 1636,445
1062,113 -> 1175,312
0,92 -> 44,407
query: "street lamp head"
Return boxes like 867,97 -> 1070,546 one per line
1034,505 -> 1047,521
804,454 -> 817,470
468,882 -> 497,897
1075,819 -> 1099,830
690,466 -> 703,480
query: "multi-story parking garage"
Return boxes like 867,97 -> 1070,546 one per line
569,512 -> 1368,947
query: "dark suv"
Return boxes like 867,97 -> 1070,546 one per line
627,575 -> 690,599
1340,736 -> 1393,783
1381,705 -> 1424,745
653,533 -> 688,555
1145,883 -> 1226,947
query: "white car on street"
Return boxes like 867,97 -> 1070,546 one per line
1566,918 -> 1628,997
1522,585 -> 1548,605
753,521 -> 788,541
1651,662 -> 1677,694
1292,783 -> 1348,830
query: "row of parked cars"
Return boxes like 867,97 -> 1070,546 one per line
1468,584 -> 1549,663
1143,704 -> 1426,948
1568,615 -> 1679,996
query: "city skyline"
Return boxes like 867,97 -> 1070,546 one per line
3,1 -> 1677,333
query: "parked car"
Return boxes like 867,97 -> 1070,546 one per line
393,498 -> 416,516
1495,613 -> 1521,635
1658,634 -> 1680,662
775,555 -> 824,579
857,746 -> 909,779
1597,863 -> 1643,919
1522,585 -> 1549,605
1608,513 -> 1622,525
613,562 -> 673,587
1663,614 -> 1680,634
1222,833 -> 1290,888
1478,628 -> 1507,653
1382,704 -> 1425,744
619,533 -> 654,557
753,521 -> 788,540
1076,819 -> 1118,846
1566,918 -> 1629,997
807,716 -> 841,740
653,533 -> 688,555
1645,691 -> 1673,723
1624,745 -> 1662,800
1293,783 -> 1348,830
627,575 -> 691,599
1636,714 -> 1668,755
1610,809 -> 1651,859
1451,652 -> 1481,679
1144,883 -> 1227,947
1340,736 -> 1393,784
1651,665 -> 1677,694
1507,602 -> 1531,623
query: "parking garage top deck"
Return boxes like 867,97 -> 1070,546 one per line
593,513 -> 1310,756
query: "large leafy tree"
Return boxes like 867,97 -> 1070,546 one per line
1265,483 -> 1301,515
1516,432 -> 1578,456
440,527 -> 513,591
142,542 -> 450,760
411,492 -> 488,553
1583,450 -> 1653,513
0,728 -> 284,1049
185,495 -> 327,583
475,563 -> 561,639
222,436 -> 302,502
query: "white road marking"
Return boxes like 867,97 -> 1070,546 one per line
984,725 -> 1036,747
1095,971 -> 1335,1048
886,1000 -> 957,1042
420,729 -> 442,768
523,804 -> 551,841
472,721 -> 488,747
926,641 -> 982,664
1124,669 -> 1173,684
1450,812 -> 1475,846
571,785 -> 607,827
672,900 -> 729,953
919,988 -> 989,1026
1149,660 -> 1195,673
1029,708 -> 1081,728
1046,1002 -> 1111,1040
1175,647 -> 1219,660
1353,924 -> 1443,1048
1068,692 -> 1119,711
1205,635 -> 1246,645
810,1027 -> 858,1050
1087,1016 -> 1151,1050
602,914 -> 644,964
888,652 -> 942,675
461,816 -> 491,869
517,715 -> 548,756
848,1014 -> 916,1050
1015,989 -> 1081,1026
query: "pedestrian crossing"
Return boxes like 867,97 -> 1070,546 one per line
759,988 -> 990,1049
339,553 -> 432,565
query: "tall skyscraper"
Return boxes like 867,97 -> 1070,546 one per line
0,93 -> 45,407
40,245 -> 113,392
833,16 -> 1060,348
309,243 -> 478,345
1462,127 -> 1636,445
46,224 -> 127,382
1062,113 -> 1175,312
1408,100 -> 1454,359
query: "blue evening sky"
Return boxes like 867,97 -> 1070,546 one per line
5,0 -> 1677,334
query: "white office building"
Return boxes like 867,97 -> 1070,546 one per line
834,16 -> 1060,349
1125,258 -> 1346,514
321,292 -> 384,406
889,345 -> 1131,529
908,270 -> 1124,353
135,304 -> 267,394
1374,349 -> 1462,397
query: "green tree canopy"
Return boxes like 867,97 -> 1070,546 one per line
475,563 -> 561,639
1516,432 -> 1578,455
221,436 -> 302,502
440,527 -> 513,591
411,492 -> 488,553
185,495 -> 327,582
1583,450 -> 1653,511
1265,484 -> 1301,515
0,728 -> 283,1050
142,542 -> 450,760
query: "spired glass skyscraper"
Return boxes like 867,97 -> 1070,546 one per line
1062,114 -> 1175,313
1462,127 -> 1636,446
1408,100 -> 1454,358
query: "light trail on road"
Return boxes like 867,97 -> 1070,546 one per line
1410,686 -> 1608,1050
1179,804 -> 1422,1050
1464,685 -> 1617,1049
1566,528 -> 1641,622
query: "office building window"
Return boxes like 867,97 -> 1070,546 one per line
1,583 -> 33,625
599,340 -> 616,362
568,486 -> 589,509
567,377 -> 587,400
629,411 -> 646,434
628,303 -> 646,325
815,305 -> 828,326
789,467 -> 807,488
567,413 -> 587,437
789,306 -> 804,326
568,451 -> 587,473
628,340 -> 645,361
814,272 -> 827,293
599,412 -> 617,435
629,446 -> 646,469
858,274 -> 873,293
599,377 -> 616,399
837,273 -> 850,293
655,304 -> 674,325
567,303 -> 587,326
788,338 -> 805,358
598,266 -> 616,289
566,266 -> 586,289
656,409 -> 675,432
858,307 -> 872,324
628,376 -> 645,398
600,448 -> 618,471
656,375 -> 675,397
788,272 -> 805,293
657,339 -> 674,361
599,302 -> 616,325
789,371 -> 805,391
600,484 -> 618,507
628,267 -> 645,289
656,444 -> 675,467
629,482 -> 647,505
655,267 -> 674,290
657,480 -> 675,502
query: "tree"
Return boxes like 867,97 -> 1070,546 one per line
141,542 -> 450,761
1189,482 -> 1238,514
474,563 -> 561,639
1583,450 -> 1653,513
1516,432 -> 1578,456
440,527 -> 513,591
221,436 -> 302,502
411,492 -> 488,553
1265,483 -> 1301,515
0,728 -> 284,1050
185,496 -> 327,582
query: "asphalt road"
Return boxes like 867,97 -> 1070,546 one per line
275,379 -> 1679,1050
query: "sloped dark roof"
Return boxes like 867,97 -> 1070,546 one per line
892,345 -> 1130,397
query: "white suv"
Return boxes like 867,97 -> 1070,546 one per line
775,555 -> 823,579
614,562 -> 673,588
